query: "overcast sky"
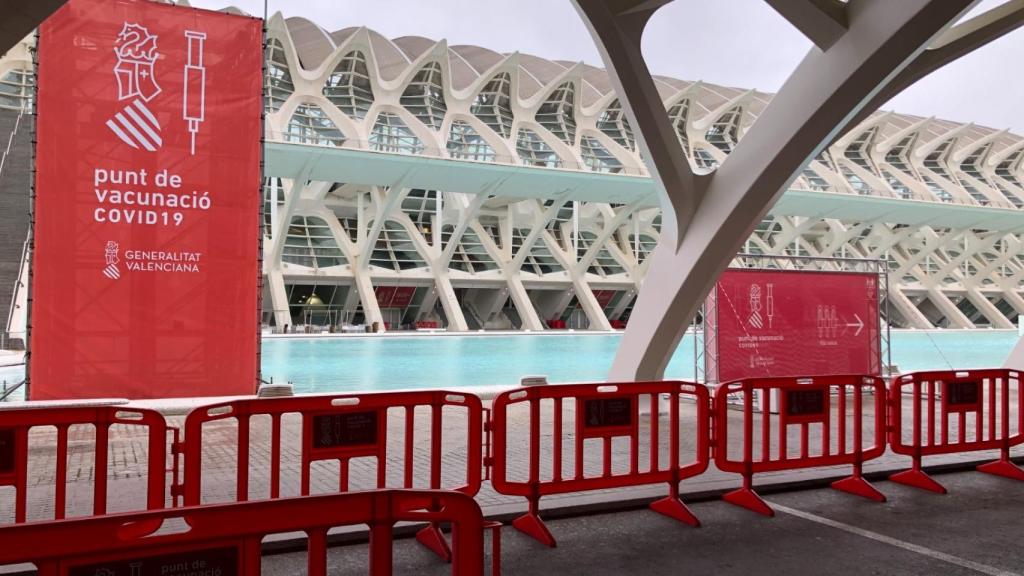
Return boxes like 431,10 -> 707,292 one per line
193,0 -> 1021,132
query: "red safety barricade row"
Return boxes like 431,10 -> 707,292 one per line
714,375 -> 888,516
0,488 -> 485,576
2,368 -> 1021,559
889,368 -> 1024,493
177,390 -> 483,560
490,381 -> 710,547
0,405 -> 173,523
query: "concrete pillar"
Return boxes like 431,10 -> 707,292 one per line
887,288 -> 933,329
507,277 -> 544,331
963,288 -> 1014,329
353,273 -> 383,331
573,278 -> 614,331
266,270 -> 290,329
434,274 -> 468,331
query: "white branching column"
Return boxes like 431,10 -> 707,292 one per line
574,0 -> 989,381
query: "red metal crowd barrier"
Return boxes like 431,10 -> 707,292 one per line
889,368 -> 1024,493
714,375 -> 887,516
0,405 -> 172,523
179,390 -> 483,560
0,488 -> 485,576
490,381 -> 710,547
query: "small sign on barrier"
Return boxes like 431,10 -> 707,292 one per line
67,545 -> 240,576
311,411 -> 380,453
581,397 -> 634,435
944,380 -> 981,412
0,429 -> 14,475
783,389 -> 827,421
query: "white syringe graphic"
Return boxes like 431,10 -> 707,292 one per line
183,31 -> 207,155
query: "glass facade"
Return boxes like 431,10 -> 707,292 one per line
0,69 -> 33,111
448,121 -> 496,162
580,136 -> 622,173
536,81 -> 576,146
401,62 -> 446,130
323,51 -> 374,120
265,38 -> 294,112
286,104 -> 345,146
283,216 -> 346,269
597,99 -> 634,151
516,128 -> 561,168
370,112 -> 423,154
471,72 -> 514,139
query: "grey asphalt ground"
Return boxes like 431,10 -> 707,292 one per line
261,469 -> 1024,575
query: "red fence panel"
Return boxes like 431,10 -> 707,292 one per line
0,489 -> 484,576
714,375 -> 886,516
889,369 -> 1024,493
491,381 -> 710,547
0,405 -> 170,523
179,390 -> 483,559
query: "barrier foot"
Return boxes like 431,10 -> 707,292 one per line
649,496 -> 700,527
415,523 -> 452,562
889,468 -> 946,494
831,475 -> 886,502
511,512 -> 557,548
722,487 -> 774,517
977,459 -> 1024,481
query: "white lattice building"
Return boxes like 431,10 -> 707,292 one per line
3,13 -> 1024,332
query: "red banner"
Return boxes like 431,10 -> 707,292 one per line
709,269 -> 881,383
31,0 -> 262,399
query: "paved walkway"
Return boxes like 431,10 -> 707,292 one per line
1,392 -> 1021,525
260,470 -> 1024,575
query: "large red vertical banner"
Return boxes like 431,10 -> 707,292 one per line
31,0 -> 262,399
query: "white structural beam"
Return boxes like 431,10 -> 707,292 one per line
764,0 -> 848,51
511,195 -> 574,270
575,0 -> 978,381
356,183 -> 410,270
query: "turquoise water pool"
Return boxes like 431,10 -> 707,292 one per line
262,329 -> 1019,394
1,330 -> 1018,398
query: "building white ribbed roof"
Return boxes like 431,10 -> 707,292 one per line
259,13 -> 1024,210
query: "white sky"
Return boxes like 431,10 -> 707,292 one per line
193,0 -> 1022,132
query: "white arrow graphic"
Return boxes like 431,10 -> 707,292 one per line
845,314 -> 864,337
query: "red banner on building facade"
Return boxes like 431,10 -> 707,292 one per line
30,0 -> 262,399
708,269 -> 881,383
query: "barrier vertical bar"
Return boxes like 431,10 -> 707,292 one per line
513,394 -> 556,547
270,413 -> 281,498
553,398 -> 563,481
649,389 -> 700,526
307,528 -> 328,576
54,425 -> 67,520
238,416 -> 250,501
93,423 -> 108,515
723,385 -> 774,516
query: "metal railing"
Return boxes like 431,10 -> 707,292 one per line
0,378 -> 25,401
0,107 -> 26,179
5,237 -> 28,339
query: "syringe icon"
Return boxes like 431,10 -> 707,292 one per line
183,30 -> 207,155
